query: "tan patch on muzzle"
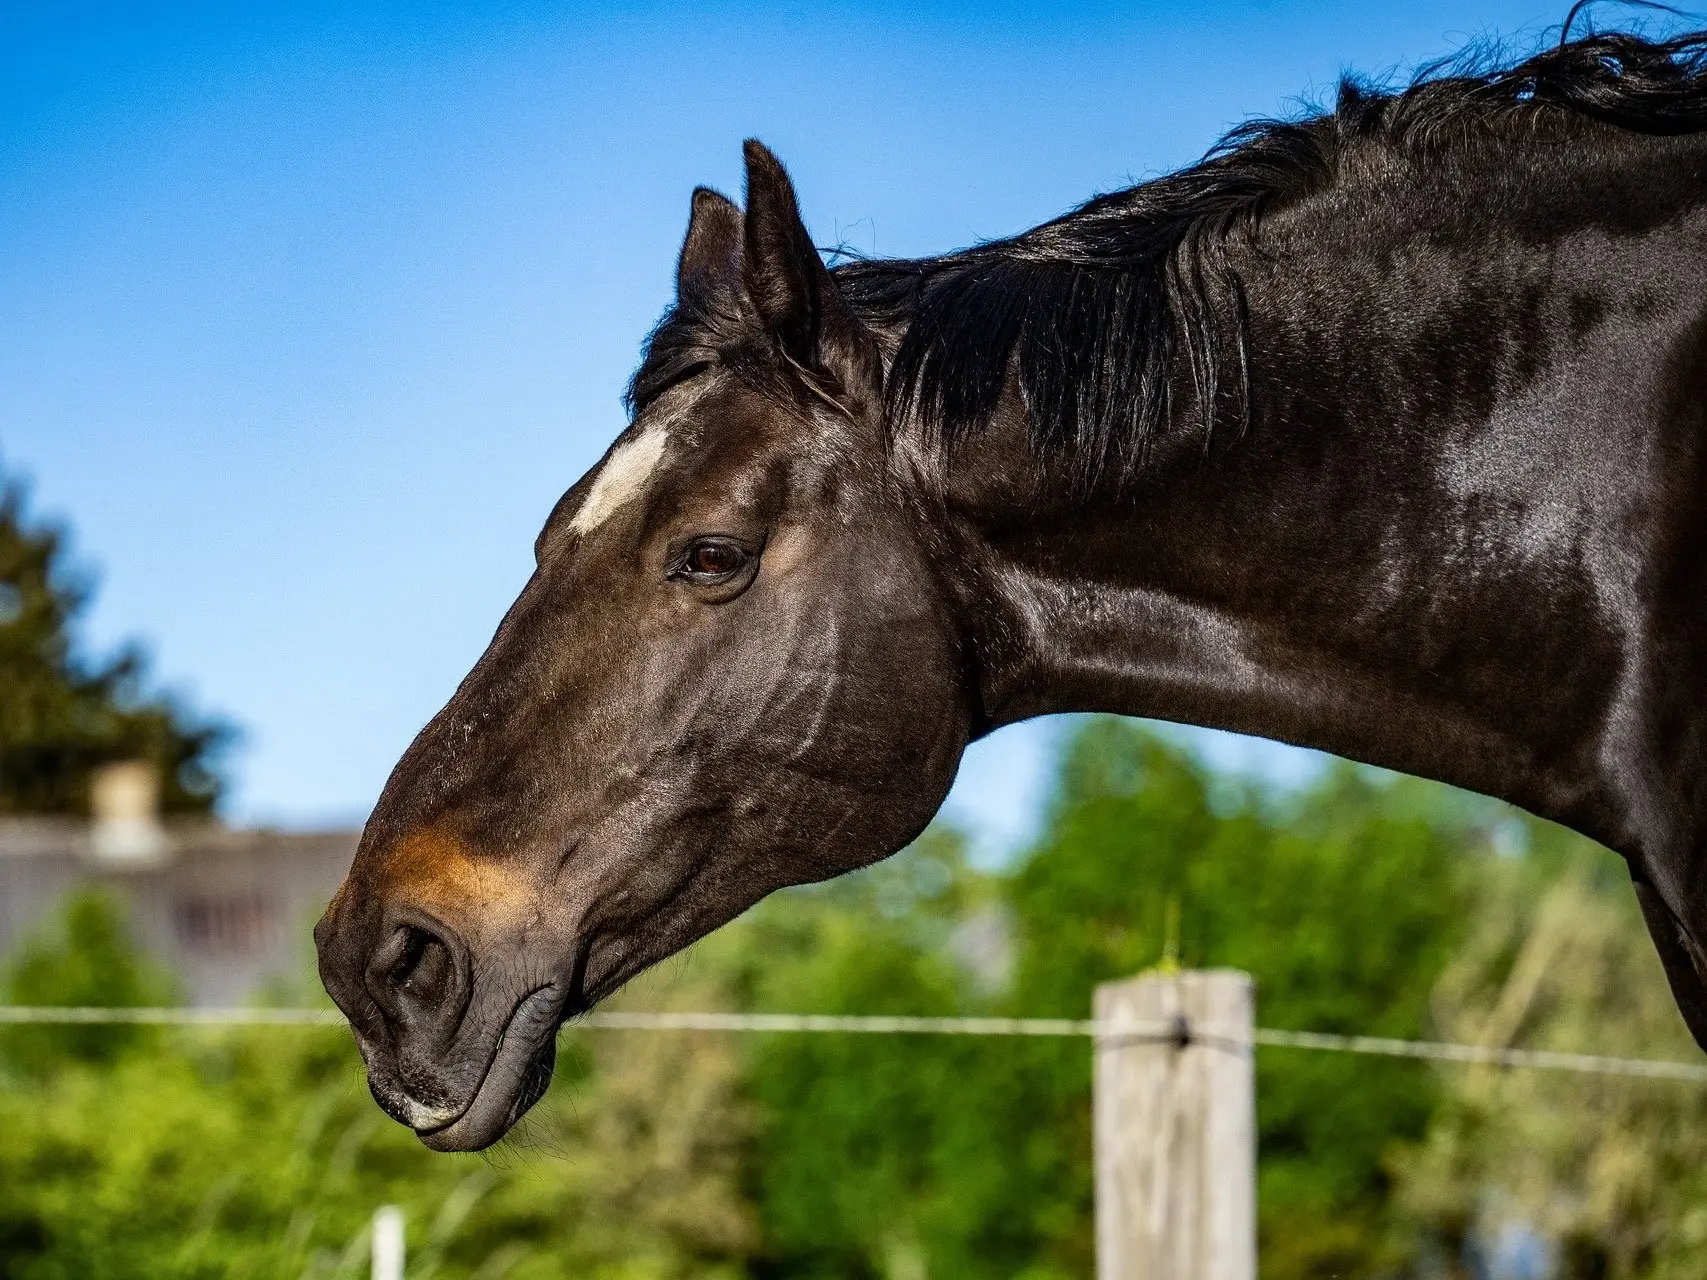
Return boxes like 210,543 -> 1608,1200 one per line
379,827 -> 541,938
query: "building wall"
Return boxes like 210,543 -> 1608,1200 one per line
0,820 -> 356,1006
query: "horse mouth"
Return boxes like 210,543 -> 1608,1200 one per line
413,984 -> 567,1152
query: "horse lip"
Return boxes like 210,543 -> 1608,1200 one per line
398,1094 -> 463,1131
408,983 -> 566,1147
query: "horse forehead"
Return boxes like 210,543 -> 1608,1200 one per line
569,380 -> 830,535
570,418 -> 674,535
568,375 -> 771,535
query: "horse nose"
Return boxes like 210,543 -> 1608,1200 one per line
359,911 -> 473,1045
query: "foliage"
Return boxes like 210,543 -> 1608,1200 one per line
0,888 -> 179,1073
999,721 -> 1479,1280
0,478 -> 227,814
681,829 -> 1056,1280
629,719 -> 1482,1280
0,896 -> 755,1279
1393,822 -> 1707,1279
4,716 -> 1702,1278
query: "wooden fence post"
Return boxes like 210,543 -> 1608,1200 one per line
1094,969 -> 1255,1280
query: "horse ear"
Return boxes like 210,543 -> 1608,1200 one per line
676,186 -> 743,307
741,140 -> 823,354
740,139 -> 878,402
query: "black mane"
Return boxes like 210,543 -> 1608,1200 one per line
638,25 -> 1707,486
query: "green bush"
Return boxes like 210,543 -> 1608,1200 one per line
697,721 -> 1477,1280
4,718 -> 1690,1278
0,889 -> 179,1074
0,895 -> 753,1279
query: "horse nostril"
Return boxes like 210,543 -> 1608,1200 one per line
368,916 -> 465,1029
391,925 -> 449,996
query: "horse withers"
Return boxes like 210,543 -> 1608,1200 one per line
317,29 -> 1707,1150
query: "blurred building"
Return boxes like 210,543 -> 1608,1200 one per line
0,764 -> 356,1005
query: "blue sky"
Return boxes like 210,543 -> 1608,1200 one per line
0,0 -> 1600,848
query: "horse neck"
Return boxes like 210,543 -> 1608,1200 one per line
924,164 -> 1707,868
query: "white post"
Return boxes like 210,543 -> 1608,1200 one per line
1094,969 -> 1255,1280
372,1204 -> 405,1280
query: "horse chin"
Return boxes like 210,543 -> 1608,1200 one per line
414,985 -> 565,1152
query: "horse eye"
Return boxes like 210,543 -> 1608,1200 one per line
678,539 -> 749,580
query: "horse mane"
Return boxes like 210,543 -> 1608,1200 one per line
634,24 -> 1707,488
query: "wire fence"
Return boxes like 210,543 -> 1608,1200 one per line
3,1004 -> 1706,1083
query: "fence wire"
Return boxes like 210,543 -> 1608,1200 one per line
2,1005 -> 1705,1083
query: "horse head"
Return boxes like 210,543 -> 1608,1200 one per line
314,142 -> 970,1151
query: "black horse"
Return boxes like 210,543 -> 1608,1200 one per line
318,26 -> 1707,1150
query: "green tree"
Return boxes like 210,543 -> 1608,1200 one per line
0,892 -> 757,1279
0,477 -> 227,814
1003,720 -> 1477,1279
1395,821 -> 1707,1279
683,829 -> 1019,1280
675,718 -> 1483,1279
6,715 -> 1618,1279
0,890 -> 179,1074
